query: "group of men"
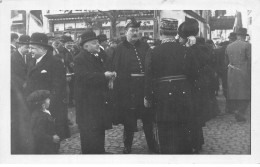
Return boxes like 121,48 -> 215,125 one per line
11,15 -> 251,154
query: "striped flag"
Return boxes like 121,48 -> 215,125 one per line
233,11 -> 242,33
30,10 -> 43,27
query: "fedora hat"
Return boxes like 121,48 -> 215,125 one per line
17,35 -> 30,45
27,90 -> 50,104
125,17 -> 141,29
80,30 -> 98,46
97,34 -> 108,43
60,35 -> 73,43
178,17 -> 199,39
29,33 -> 53,51
235,27 -> 249,36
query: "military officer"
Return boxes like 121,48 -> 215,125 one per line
144,18 -> 197,154
113,17 -> 156,154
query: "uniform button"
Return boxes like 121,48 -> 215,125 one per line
169,93 -> 172,95
169,80 -> 172,82
183,91 -> 186,94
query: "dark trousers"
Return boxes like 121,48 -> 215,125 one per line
123,108 -> 156,151
157,122 -> 192,154
79,127 -> 105,154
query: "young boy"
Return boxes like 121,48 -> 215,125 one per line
27,90 -> 60,154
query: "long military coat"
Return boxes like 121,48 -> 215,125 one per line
226,40 -> 251,100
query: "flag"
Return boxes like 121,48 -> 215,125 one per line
11,10 -> 19,18
233,11 -> 242,33
30,10 -> 43,27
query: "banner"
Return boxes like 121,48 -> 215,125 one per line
30,10 -> 43,27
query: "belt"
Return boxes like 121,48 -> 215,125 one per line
131,73 -> 145,77
155,75 -> 187,83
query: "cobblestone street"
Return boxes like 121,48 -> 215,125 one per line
60,91 -> 251,154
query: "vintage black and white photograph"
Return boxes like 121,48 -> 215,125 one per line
1,0 -> 260,164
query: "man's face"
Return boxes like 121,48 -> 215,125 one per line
83,39 -> 100,54
178,37 -> 187,45
100,40 -> 109,48
29,44 -> 47,59
65,41 -> 74,50
125,27 -> 139,43
19,44 -> 30,55
43,98 -> 50,109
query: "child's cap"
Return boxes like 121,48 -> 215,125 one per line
27,90 -> 51,104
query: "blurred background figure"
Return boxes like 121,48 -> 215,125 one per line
11,33 -> 19,54
215,32 -> 237,114
226,28 -> 251,122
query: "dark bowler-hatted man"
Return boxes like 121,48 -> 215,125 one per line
74,29 -> 116,154
11,34 -> 34,154
25,33 -> 70,141
144,18 -> 197,154
112,17 -> 156,154
226,28 -> 251,122
11,35 -> 31,93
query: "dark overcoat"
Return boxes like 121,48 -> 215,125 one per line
112,40 -> 149,129
145,41 -> 196,124
25,51 -> 70,140
11,51 -> 34,154
31,110 -> 59,154
144,41 -> 198,153
73,49 -> 112,131
11,51 -> 27,92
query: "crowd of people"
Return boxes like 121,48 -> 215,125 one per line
11,16 -> 251,154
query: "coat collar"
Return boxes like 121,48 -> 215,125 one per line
122,39 -> 141,49
80,49 -> 105,71
28,51 -> 51,76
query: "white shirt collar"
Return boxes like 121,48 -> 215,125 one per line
43,109 -> 51,115
11,44 -> 16,48
100,45 -> 104,50
36,53 -> 47,64
18,49 -> 24,58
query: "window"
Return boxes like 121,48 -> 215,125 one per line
65,23 -> 75,29
54,23 -> 64,31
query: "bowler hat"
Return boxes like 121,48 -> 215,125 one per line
97,34 -> 108,43
17,35 -> 30,45
27,90 -> 51,104
29,33 -> 53,51
60,35 -> 73,43
160,18 -> 178,32
235,27 -> 249,36
228,32 -> 237,39
125,17 -> 141,29
178,17 -> 199,39
80,30 -> 98,46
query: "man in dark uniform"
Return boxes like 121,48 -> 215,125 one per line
144,18 -> 197,154
113,17 -> 156,154
74,30 -> 115,154
25,33 -> 70,141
